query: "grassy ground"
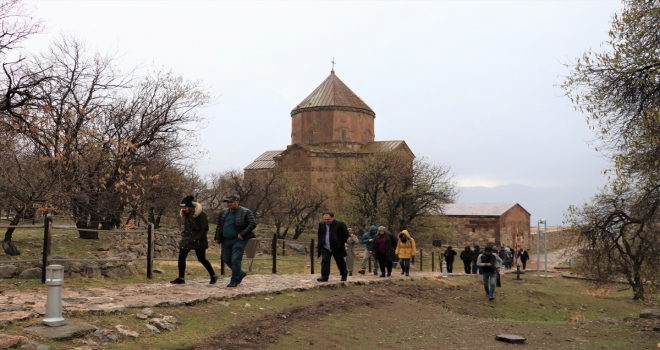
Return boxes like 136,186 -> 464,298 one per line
3,274 -> 656,349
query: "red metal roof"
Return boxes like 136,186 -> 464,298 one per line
291,71 -> 374,116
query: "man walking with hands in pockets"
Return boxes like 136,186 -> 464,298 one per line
316,212 -> 349,282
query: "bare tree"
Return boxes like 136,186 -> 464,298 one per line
336,151 -> 456,234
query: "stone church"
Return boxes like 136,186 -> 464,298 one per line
244,69 -> 415,200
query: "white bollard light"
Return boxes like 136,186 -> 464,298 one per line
43,264 -> 66,326
441,260 -> 448,278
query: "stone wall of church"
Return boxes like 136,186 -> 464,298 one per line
291,109 -> 374,144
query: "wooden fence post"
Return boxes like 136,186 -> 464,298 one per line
309,239 -> 314,274
432,252 -> 435,272
272,234 -> 277,274
282,240 -> 286,256
146,224 -> 154,279
41,217 -> 51,284
420,249 -> 423,272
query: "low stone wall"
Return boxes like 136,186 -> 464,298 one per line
0,228 -> 183,280
528,228 -> 578,251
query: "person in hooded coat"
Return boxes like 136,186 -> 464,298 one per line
358,225 -> 379,275
460,246 -> 473,274
171,195 -> 218,285
395,230 -> 416,276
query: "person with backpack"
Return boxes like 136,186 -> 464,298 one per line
459,246 -> 473,274
476,246 -> 503,301
443,246 -> 457,273
358,225 -> 379,275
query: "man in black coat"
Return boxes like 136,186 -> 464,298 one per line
316,212 -> 349,282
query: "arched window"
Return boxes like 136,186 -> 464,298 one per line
309,130 -> 314,144
341,129 -> 347,142
365,130 -> 371,142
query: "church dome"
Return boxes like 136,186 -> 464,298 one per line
291,71 -> 375,117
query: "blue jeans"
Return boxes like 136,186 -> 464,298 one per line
482,272 -> 498,298
222,239 -> 247,284
400,259 -> 411,274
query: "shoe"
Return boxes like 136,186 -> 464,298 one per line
358,270 -> 365,275
341,275 -> 347,282
226,283 -> 238,288
317,277 -> 329,282
209,276 -> 218,285
401,271 -> 404,275
380,274 -> 385,278
374,272 -> 378,276
349,272 -> 352,276
489,297 -> 494,301
170,277 -> 185,284
405,273 -> 409,276
387,273 -> 391,277
238,271 -> 247,284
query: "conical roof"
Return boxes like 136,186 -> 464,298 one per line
291,71 -> 375,116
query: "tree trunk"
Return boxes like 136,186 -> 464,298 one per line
154,209 -> 163,229
76,220 -> 99,239
3,208 -> 24,242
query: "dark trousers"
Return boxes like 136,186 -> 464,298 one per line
462,260 -> 471,274
400,258 -> 411,274
178,248 -> 215,278
222,239 -> 247,284
320,247 -> 347,278
376,252 -> 392,276
472,262 -> 480,275
521,259 -> 527,270
446,259 -> 454,273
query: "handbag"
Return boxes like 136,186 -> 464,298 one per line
496,272 -> 502,287
178,235 -> 194,249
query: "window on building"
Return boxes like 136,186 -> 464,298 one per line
365,130 -> 371,142
309,130 -> 314,144
472,228 -> 476,232
341,129 -> 347,142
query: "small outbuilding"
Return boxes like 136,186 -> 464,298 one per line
441,203 -> 531,250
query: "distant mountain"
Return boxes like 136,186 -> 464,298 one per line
456,184 -> 601,226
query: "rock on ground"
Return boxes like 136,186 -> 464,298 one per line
640,309 -> 660,319
93,328 -> 118,343
0,265 -> 17,278
0,311 -> 34,326
0,334 -> 24,348
145,324 -> 160,334
163,315 -> 177,324
24,321 -> 96,340
19,267 -> 42,279
115,325 -> 139,338
149,318 -> 176,332
140,307 -> 156,317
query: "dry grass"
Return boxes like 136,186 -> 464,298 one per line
582,286 -> 611,298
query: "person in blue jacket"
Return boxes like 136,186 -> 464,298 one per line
357,225 -> 378,275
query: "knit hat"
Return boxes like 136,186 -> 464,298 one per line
378,226 -> 386,231
180,195 -> 195,207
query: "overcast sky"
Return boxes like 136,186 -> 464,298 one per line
26,1 -> 621,193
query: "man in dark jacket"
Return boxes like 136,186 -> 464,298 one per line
460,246 -> 473,274
214,195 -> 257,288
476,246 -> 502,301
519,248 -> 530,270
317,212 -> 349,282
471,245 -> 481,274
443,246 -> 457,273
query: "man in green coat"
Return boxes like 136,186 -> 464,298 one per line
170,195 -> 218,285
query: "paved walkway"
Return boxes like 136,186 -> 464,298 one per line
0,248 -> 573,326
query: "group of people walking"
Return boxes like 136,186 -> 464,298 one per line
171,196 -> 531,303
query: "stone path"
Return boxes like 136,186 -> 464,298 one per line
0,248 -> 573,326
